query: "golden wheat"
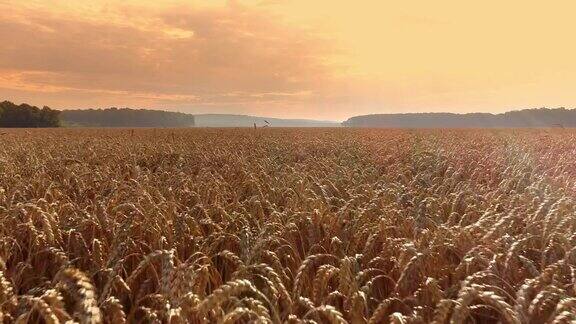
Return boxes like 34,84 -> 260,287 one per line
0,128 -> 574,323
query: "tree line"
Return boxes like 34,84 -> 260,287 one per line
0,101 -> 60,127
0,103 -> 197,128
342,108 -> 576,128
60,108 -> 196,127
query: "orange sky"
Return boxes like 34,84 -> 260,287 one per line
1,0 -> 576,120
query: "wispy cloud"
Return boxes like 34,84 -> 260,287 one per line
2,1 -> 576,120
0,1 -> 333,116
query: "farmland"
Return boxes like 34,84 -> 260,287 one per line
0,128 -> 575,323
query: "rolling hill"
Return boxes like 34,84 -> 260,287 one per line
61,108 -> 339,127
194,114 -> 338,127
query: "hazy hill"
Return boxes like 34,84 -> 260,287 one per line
61,108 -> 339,127
61,108 -> 196,127
194,114 -> 339,127
342,108 -> 576,128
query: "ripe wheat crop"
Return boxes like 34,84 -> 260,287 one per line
0,128 -> 575,323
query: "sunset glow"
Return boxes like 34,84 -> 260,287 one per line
2,0 -> 576,120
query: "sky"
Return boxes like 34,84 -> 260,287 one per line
1,0 -> 576,121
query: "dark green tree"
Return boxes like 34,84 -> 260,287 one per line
0,101 -> 60,127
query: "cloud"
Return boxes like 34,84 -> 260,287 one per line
5,1 -> 575,120
0,2 -> 333,114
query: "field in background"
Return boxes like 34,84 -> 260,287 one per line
0,128 -> 575,323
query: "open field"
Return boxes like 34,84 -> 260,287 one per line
0,128 -> 575,323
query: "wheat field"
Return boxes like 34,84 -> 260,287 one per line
0,128 -> 575,323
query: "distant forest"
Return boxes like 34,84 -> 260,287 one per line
0,101 -> 60,127
61,108 -> 195,127
4,101 -> 576,129
342,108 -> 576,128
